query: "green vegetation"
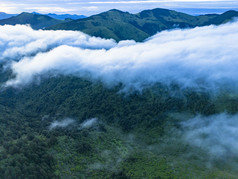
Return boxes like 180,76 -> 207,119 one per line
0,68 -> 238,178
0,8 -> 237,42
0,8 -> 238,178
49,8 -> 238,41
0,12 -> 67,29
1,8 -> 238,41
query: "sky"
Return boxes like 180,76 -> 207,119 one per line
0,0 -> 238,15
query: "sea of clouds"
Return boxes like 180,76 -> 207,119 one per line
0,22 -> 237,91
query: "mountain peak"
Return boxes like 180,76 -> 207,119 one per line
222,10 -> 238,15
108,9 -> 124,13
19,12 -> 31,15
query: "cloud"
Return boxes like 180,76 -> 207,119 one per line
80,118 -> 98,129
81,6 -> 99,11
88,1 -> 164,4
0,25 -> 116,61
24,7 -> 77,14
49,118 -> 75,130
2,22 -> 238,92
1,0 -> 238,15
88,0 -> 227,4
0,4 -> 18,14
182,113 -> 238,158
48,117 -> 98,130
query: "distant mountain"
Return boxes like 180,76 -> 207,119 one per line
49,8 -> 238,41
0,12 -> 17,20
45,13 -> 86,20
1,8 -> 237,41
0,12 -> 66,29
32,12 -> 86,20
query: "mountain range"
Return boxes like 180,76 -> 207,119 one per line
0,12 -> 17,20
0,8 -> 238,41
0,12 -> 86,20
0,12 -> 65,29
32,12 -> 86,20
49,8 -> 238,41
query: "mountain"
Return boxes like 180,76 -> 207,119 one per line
0,12 -> 17,20
50,9 -> 150,42
1,9 -> 237,41
0,12 -> 65,29
32,12 -> 86,20
49,8 -> 238,41
1,8 -> 238,178
204,10 -> 238,25
45,13 -> 86,20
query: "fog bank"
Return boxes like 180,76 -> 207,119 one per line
1,22 -> 238,91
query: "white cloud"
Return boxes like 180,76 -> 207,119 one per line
49,118 -> 75,130
89,0 -> 225,4
1,0 -> 238,15
182,113 -> 238,157
0,25 -> 116,61
24,7 -> 77,14
2,22 -> 238,92
80,118 -> 98,129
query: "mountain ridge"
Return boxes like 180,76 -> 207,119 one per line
0,12 -> 17,20
0,8 -> 238,41
0,12 -> 65,29
49,8 -> 238,41
32,12 -> 86,20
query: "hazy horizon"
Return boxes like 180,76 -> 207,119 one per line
1,0 -> 238,16
1,7 -> 238,17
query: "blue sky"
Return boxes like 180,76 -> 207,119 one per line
1,0 -> 238,15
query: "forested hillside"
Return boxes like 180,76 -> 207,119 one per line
49,8 -> 238,41
0,12 -> 66,29
0,8 -> 238,179
0,65 -> 238,178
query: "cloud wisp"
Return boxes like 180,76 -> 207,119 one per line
182,113 -> 238,158
49,118 -> 75,130
80,118 -> 98,129
1,22 -> 238,92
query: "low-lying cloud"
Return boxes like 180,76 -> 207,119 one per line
1,22 -> 238,91
80,118 -> 98,129
0,25 -> 116,61
49,118 -> 75,130
182,113 -> 238,158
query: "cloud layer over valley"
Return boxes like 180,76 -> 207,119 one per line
0,22 -> 238,91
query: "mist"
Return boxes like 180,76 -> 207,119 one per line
182,113 -> 238,158
80,118 -> 98,129
49,118 -> 75,130
1,22 -> 238,91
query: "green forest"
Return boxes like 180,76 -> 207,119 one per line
0,7 -> 238,178
0,63 -> 238,178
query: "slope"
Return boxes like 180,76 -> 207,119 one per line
0,12 -> 64,29
50,9 -> 149,42
49,8 -> 238,41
